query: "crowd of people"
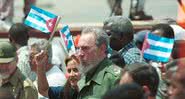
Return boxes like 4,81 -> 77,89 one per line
0,15 -> 185,99
1,1 -> 185,99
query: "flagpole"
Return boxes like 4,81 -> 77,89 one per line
48,16 -> 61,42
45,16 -> 61,52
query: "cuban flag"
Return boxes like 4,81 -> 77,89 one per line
59,25 -> 76,55
142,33 -> 174,62
24,6 -> 58,33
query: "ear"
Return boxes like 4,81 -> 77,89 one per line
143,85 -> 151,96
9,37 -> 16,44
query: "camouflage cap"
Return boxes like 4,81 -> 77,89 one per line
103,16 -> 134,36
0,42 -> 16,63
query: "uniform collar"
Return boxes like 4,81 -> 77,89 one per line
9,68 -> 25,86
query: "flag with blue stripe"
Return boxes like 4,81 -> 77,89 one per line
142,33 -> 174,62
59,25 -> 76,55
24,6 -> 58,33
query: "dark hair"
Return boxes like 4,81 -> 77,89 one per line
62,55 -> 80,99
124,63 -> 159,97
9,23 -> 29,46
65,55 -> 80,67
102,83 -> 144,99
151,23 -> 174,38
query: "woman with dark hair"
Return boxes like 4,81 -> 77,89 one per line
35,53 -> 81,99
60,55 -> 81,99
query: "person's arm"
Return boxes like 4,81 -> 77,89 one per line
34,50 -> 49,97
48,87 -> 63,99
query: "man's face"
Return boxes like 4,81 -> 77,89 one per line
168,73 -> 185,99
0,61 -> 16,80
109,33 -> 123,51
77,33 -> 101,74
29,47 -> 39,71
103,25 -> 123,51
66,60 -> 80,87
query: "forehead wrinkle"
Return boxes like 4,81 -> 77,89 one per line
79,33 -> 96,46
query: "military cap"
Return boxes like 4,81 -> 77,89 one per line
0,42 -> 16,63
103,16 -> 134,36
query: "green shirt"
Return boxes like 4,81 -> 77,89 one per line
2,68 -> 38,99
77,58 -> 121,99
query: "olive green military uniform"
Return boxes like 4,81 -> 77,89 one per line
1,68 -> 38,99
77,58 -> 121,99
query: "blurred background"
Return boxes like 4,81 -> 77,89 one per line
14,0 -> 178,23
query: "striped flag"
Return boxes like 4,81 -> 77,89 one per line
142,33 -> 174,62
24,6 -> 58,33
59,25 -> 76,55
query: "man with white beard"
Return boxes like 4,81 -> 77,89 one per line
0,42 -> 38,99
76,27 -> 121,99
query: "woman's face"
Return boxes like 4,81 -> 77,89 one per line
66,60 -> 80,87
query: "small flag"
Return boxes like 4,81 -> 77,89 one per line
24,6 -> 58,33
142,33 -> 174,62
59,25 -> 76,55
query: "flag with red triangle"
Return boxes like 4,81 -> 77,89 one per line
24,6 -> 58,33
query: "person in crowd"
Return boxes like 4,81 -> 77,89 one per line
75,27 -> 121,99
170,24 -> 185,59
0,41 -> 38,99
8,23 -> 36,81
107,0 -> 152,20
129,0 -> 153,20
107,0 -> 122,16
49,55 -> 81,99
177,0 -> 185,29
28,39 -> 66,99
142,23 -> 174,64
151,23 -> 174,39
102,82 -> 145,99
141,23 -> 175,99
35,53 -> 81,99
167,58 -> 185,99
171,40 -> 185,59
160,58 -> 179,99
103,16 -> 146,65
119,63 -> 159,99
0,0 -> 36,31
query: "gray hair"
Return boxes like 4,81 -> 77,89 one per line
81,27 -> 109,50
28,38 -> 52,64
